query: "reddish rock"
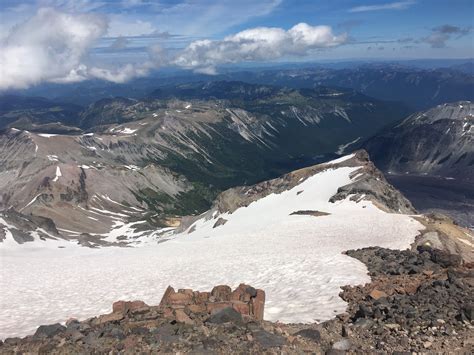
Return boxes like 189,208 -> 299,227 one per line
207,302 -> 232,314
231,284 -> 254,302
196,291 -> 210,303
159,286 -> 176,307
113,300 -> 148,314
369,289 -> 388,300
187,304 -> 206,313
174,309 -> 194,325
211,285 -> 232,301
168,292 -> 193,306
251,289 -> 265,321
178,289 -> 194,296
232,301 -> 250,316
158,284 -> 266,323
96,312 -> 124,324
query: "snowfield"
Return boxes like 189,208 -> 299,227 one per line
0,159 -> 424,339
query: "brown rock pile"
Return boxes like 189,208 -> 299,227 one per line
159,283 -> 265,322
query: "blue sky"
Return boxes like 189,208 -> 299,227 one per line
0,0 -> 473,89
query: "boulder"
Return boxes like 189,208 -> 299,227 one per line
253,330 -> 286,349
207,307 -> 243,324
294,328 -> 321,342
369,289 -> 388,300
34,323 -> 66,338
112,300 -> 148,314
211,285 -> 232,301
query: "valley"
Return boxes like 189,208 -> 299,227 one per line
387,174 -> 474,229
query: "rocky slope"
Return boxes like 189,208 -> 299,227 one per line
364,101 -> 474,181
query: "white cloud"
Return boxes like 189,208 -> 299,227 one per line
172,23 -> 347,72
0,7 -> 107,89
88,63 -> 152,83
0,8 -> 346,87
349,1 -> 416,13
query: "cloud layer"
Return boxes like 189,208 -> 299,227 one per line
0,7 -> 107,89
0,8 -> 347,89
172,23 -> 347,73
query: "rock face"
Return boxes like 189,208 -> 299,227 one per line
364,101 -> 474,181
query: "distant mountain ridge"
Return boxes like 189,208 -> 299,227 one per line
3,63 -> 472,108
364,101 -> 473,181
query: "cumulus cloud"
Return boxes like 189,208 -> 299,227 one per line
349,1 -> 415,12
423,24 -> 471,48
88,63 -> 151,83
0,9 -> 346,88
0,7 -> 107,89
172,23 -> 347,73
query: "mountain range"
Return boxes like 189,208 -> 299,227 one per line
0,83 -> 411,245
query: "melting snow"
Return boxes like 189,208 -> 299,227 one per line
52,166 -> 62,182
37,134 -> 58,138
124,165 -> 140,171
47,155 -> 59,162
0,159 -> 423,339
114,127 -> 137,135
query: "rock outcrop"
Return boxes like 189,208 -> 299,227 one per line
158,284 -> 265,322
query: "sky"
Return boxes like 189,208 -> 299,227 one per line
0,0 -> 473,89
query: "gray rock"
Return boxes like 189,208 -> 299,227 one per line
253,330 -> 286,349
332,339 -> 352,351
34,323 -> 66,338
206,307 -> 243,325
294,328 -> 321,342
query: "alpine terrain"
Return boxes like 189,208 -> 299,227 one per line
0,2 -> 473,353
0,84 -> 408,246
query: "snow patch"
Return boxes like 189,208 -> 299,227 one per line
52,166 -> 62,182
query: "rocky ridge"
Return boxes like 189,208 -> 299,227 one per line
178,150 -> 416,232
364,101 -> 474,181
